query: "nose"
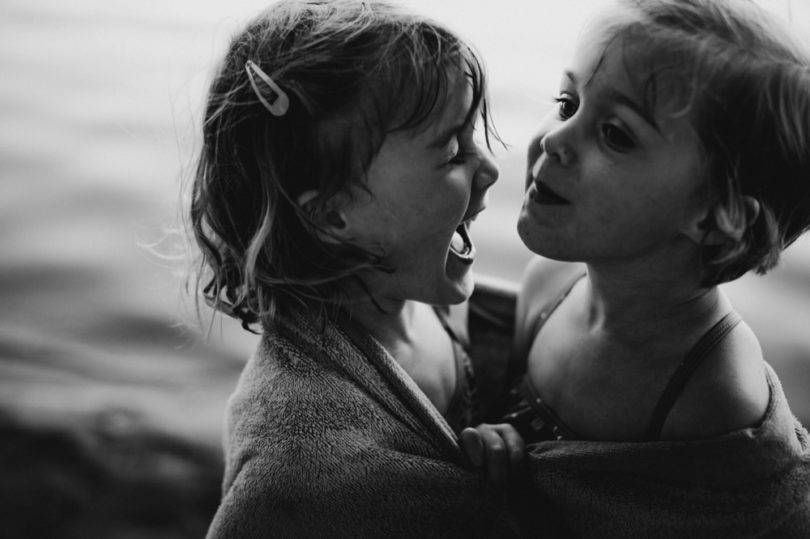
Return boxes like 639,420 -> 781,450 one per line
474,148 -> 499,191
542,124 -> 575,167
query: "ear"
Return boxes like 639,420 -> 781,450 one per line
296,189 -> 350,243
684,196 -> 761,246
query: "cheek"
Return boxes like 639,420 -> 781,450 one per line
342,195 -> 399,251
412,173 -> 470,223
587,159 -> 692,229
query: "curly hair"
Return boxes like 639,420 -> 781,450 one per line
609,0 -> 810,285
190,0 -> 494,330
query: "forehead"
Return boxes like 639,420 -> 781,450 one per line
572,19 -> 697,130
377,70 -> 475,156
423,69 -> 476,135
383,66 -> 476,149
385,69 -> 475,150
570,12 -> 638,94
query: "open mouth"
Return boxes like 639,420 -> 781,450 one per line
531,180 -> 570,205
449,219 -> 475,263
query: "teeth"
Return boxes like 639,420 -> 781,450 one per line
449,221 -> 474,260
451,230 -> 465,253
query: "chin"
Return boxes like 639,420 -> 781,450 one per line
429,268 -> 474,306
517,216 -> 578,262
447,271 -> 475,304
517,213 -> 547,255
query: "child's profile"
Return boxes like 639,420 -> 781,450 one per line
191,1 -> 515,536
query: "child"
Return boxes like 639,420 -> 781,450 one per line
189,1 -> 515,536
462,0 -> 810,535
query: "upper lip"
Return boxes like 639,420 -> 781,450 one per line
461,205 -> 486,223
529,155 -> 570,203
534,178 -> 569,202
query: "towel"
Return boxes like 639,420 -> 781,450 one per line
515,363 -> 810,538
206,306 -> 519,538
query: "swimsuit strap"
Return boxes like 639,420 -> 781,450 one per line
528,271 -> 588,354
433,305 -> 468,348
520,272 -> 587,373
509,271 -> 587,386
433,305 -> 477,431
518,377 -> 581,440
643,311 -> 743,441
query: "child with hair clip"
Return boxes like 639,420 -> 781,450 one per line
462,0 -> 810,535
189,0 -> 519,536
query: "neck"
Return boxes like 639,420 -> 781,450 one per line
340,285 -> 417,348
584,251 -> 724,335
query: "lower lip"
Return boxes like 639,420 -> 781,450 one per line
445,249 -> 474,295
529,183 -> 571,206
447,238 -> 474,265
527,183 -> 563,205
522,185 -> 569,218
446,247 -> 473,267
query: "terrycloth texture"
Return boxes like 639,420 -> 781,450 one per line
517,363 -> 810,538
206,308 -> 518,538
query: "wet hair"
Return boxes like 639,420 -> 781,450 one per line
608,0 -> 810,285
190,0 -> 493,329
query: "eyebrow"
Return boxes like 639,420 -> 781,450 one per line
564,71 -> 661,133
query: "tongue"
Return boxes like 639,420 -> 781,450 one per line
451,230 -> 465,253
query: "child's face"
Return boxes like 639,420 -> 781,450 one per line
340,72 -> 499,305
517,21 -> 709,264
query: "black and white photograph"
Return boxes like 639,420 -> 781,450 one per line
2,0 -> 810,536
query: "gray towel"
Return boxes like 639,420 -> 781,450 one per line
518,363 -> 810,537
206,307 -> 518,538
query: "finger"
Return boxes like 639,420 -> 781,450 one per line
493,424 -> 526,470
460,428 -> 484,467
480,428 -> 508,486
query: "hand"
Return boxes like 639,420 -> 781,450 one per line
460,423 -> 525,486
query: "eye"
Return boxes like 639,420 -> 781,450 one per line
448,145 -> 475,165
449,153 -> 466,165
601,123 -> 635,152
447,131 -> 478,165
447,139 -> 465,164
554,94 -> 578,120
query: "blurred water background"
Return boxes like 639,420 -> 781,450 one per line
1,0 -> 809,535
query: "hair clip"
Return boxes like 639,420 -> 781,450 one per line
245,60 -> 290,117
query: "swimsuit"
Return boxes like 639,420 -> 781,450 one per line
434,306 -> 478,433
503,274 -> 742,442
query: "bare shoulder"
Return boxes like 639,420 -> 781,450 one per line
513,257 -> 585,360
662,320 -> 770,440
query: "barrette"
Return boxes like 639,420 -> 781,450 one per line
245,59 -> 290,117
